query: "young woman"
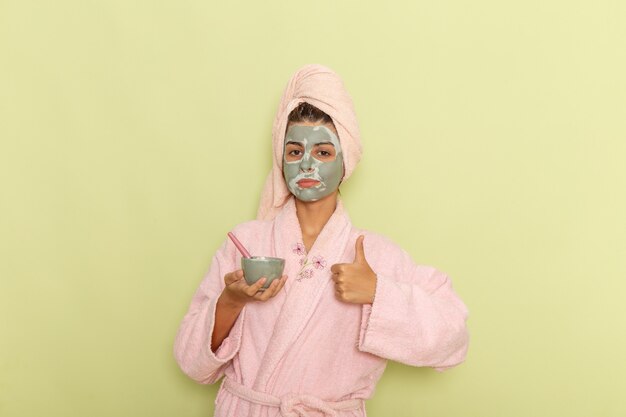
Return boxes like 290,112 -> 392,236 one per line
174,64 -> 469,417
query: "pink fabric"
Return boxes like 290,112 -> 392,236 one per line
174,197 -> 469,417
223,377 -> 363,417
257,64 -> 363,221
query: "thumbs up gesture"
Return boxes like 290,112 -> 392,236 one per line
331,235 -> 377,304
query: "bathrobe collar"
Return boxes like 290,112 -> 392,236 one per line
253,196 -> 352,390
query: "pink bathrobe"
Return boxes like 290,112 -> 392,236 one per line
173,196 -> 469,417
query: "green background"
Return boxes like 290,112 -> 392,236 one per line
1,1 -> 625,416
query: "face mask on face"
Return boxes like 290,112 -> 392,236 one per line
283,124 -> 344,202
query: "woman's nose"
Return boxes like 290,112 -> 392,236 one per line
299,155 -> 314,172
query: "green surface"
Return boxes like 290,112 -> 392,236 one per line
1,1 -> 625,416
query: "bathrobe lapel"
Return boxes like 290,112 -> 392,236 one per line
253,197 -> 352,391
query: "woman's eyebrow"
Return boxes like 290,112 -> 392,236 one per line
285,141 -> 304,147
312,142 -> 335,147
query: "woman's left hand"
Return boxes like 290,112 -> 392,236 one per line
331,235 -> 377,304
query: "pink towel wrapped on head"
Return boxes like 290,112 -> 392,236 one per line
257,64 -> 363,221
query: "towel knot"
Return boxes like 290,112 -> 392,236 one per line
279,393 -> 338,417
222,377 -> 362,417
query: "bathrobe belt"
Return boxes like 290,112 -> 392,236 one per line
223,377 -> 363,417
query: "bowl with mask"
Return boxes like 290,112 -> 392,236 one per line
241,256 -> 285,289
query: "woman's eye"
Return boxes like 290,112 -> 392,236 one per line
289,150 -> 302,156
317,150 -> 331,157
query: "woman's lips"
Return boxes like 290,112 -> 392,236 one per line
297,179 -> 321,188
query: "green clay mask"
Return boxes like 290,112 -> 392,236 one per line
283,125 -> 344,202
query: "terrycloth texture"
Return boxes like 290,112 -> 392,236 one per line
257,64 -> 363,221
174,197 -> 469,417
223,377 -> 363,417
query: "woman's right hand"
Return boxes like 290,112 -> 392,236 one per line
211,270 -> 287,352
221,269 -> 287,308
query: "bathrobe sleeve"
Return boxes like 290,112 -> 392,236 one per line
357,235 -> 469,371
173,237 -> 246,384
